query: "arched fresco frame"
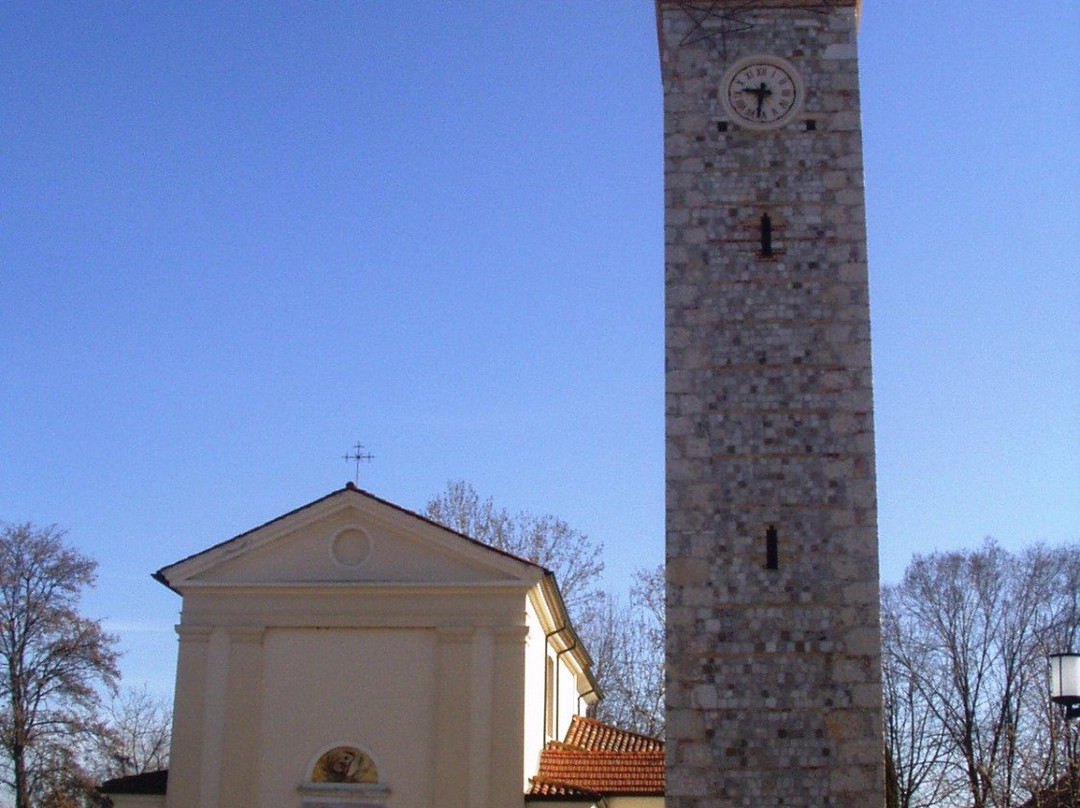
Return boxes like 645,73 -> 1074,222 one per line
299,744 -> 390,808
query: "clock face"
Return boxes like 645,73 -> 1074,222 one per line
722,56 -> 804,129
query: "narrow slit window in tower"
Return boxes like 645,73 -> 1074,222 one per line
765,526 -> 779,570
760,213 -> 773,257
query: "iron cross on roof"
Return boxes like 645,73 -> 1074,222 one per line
343,442 -> 374,485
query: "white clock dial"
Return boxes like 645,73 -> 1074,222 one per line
722,55 -> 804,129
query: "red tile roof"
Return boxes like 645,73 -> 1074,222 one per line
531,749 -> 664,796
528,778 -> 600,799
562,715 -> 664,753
528,716 -> 664,798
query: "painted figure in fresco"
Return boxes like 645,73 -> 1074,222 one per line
311,746 -> 378,784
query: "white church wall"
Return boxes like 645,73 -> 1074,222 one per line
255,627 -> 436,806
164,596 -> 536,807
551,647 -> 585,740
522,586 -> 598,792
523,595 -> 549,786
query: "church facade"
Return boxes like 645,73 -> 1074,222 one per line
101,485 -> 663,808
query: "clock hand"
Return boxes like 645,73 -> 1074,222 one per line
741,82 -> 772,118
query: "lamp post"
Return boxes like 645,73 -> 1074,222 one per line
1049,653 -> 1080,804
1050,653 -> 1080,721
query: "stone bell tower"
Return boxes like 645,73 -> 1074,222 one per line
659,2 -> 884,806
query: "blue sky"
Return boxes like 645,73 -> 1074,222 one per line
2,1 -> 1077,697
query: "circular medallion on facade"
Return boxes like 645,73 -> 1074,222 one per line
721,54 -> 805,130
329,527 -> 371,568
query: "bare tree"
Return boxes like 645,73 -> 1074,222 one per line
882,540 -> 1080,808
424,483 -> 666,734
0,522 -> 120,808
633,565 -> 664,631
93,685 -> 171,779
22,741 -> 105,808
425,481 -> 605,623
585,566 -> 665,736
882,585 -> 956,808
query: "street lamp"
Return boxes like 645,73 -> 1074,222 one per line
1050,653 -> 1080,721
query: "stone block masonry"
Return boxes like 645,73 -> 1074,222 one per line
659,2 -> 885,806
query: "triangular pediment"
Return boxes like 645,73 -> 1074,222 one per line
156,486 -> 544,590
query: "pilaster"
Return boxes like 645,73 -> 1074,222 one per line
433,627 -> 473,808
165,625 -> 211,808
219,626 -> 266,807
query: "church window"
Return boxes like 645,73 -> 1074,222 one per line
765,526 -> 779,570
760,213 -> 773,257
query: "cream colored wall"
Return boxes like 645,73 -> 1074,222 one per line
165,586 -> 532,808
551,646 -> 584,739
522,596 -> 548,786
200,507 -> 514,586
255,627 -> 435,806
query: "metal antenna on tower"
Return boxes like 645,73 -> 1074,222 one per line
343,442 -> 374,485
